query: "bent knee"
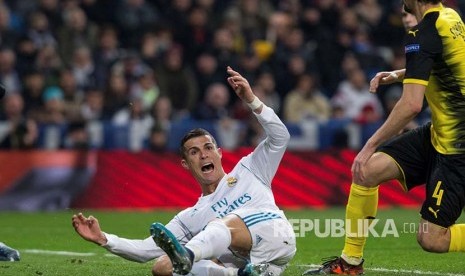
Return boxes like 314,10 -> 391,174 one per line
353,152 -> 402,186
152,255 -> 173,276
416,228 -> 449,253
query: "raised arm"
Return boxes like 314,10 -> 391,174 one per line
226,66 -> 290,186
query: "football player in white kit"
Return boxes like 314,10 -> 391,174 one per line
72,67 -> 296,276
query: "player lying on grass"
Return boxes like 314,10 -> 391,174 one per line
72,66 -> 296,276
304,0 -> 465,275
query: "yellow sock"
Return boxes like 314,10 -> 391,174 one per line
342,183 -> 379,264
449,224 -> 465,252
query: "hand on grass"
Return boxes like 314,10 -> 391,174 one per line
72,213 -> 107,246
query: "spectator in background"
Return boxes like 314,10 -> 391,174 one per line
139,29 -> 173,68
0,5 -> 18,49
112,91 -> 151,127
283,73 -> 331,123
102,73 -> 129,120
0,93 -> 38,149
353,0 -> 382,29
111,51 -> 147,92
112,91 -> 152,152
26,11 -> 56,50
0,0 -> 458,151
155,44 -> 198,118
93,25 -> 124,88
57,7 -> 98,65
34,44 -> 62,79
0,48 -> 21,93
192,82 -> 230,120
255,71 -> 281,114
80,87 -> 104,121
272,27 -> 315,88
36,86 -> 67,125
275,54 -> 308,99
210,27 -> 239,70
177,6 -> 212,64
150,95 -> 173,132
38,0 -> 62,28
59,68 -> 82,121
236,49 -> 261,86
225,0 -> 272,43
331,68 -> 383,123
193,50 -> 224,102
163,0 -> 192,46
114,0 -> 160,48
70,46 -> 98,91
148,123 -> 168,153
129,66 -> 160,113
15,36 -> 37,76
22,70 -> 45,118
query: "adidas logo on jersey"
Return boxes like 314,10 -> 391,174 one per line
255,234 -> 263,246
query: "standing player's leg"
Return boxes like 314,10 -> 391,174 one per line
304,123 -> 440,275
303,152 -> 402,275
416,153 -> 465,253
342,152 -> 402,265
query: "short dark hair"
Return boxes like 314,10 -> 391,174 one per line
179,128 -> 217,157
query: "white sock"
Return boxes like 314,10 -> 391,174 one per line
185,220 -> 231,262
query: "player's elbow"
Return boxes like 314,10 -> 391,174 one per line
404,100 -> 422,115
283,128 -> 291,144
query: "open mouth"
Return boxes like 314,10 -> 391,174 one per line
201,163 -> 214,173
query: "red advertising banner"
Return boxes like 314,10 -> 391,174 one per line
0,150 -> 425,210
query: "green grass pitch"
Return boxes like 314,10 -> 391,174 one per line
0,208 -> 463,275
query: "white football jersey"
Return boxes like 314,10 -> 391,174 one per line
103,105 -> 290,263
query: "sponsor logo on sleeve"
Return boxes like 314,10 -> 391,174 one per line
405,44 -> 420,53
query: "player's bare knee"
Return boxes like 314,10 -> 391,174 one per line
416,224 -> 449,253
353,152 -> 401,187
152,255 -> 173,276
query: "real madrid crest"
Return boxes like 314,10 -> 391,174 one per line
227,176 -> 238,187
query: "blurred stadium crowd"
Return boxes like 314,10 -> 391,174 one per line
0,0 -> 462,151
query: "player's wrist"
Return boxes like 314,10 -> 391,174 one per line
96,232 -> 108,246
246,96 -> 263,110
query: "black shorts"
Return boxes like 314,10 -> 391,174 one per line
377,122 -> 465,227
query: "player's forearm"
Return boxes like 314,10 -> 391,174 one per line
102,233 -> 164,263
366,98 -> 419,148
255,105 -> 290,148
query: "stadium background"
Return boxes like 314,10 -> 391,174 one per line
1,1 -> 465,275
1,0 -> 456,210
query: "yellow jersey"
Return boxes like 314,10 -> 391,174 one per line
403,4 -> 465,154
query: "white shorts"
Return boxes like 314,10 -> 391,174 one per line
230,208 -> 296,267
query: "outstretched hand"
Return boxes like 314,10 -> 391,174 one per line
72,213 -> 107,246
226,66 -> 255,103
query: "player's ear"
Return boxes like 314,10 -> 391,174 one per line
217,147 -> 223,158
181,159 -> 189,170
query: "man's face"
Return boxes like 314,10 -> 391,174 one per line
402,5 -> 418,31
181,135 -> 224,186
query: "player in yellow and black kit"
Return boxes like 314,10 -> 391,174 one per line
304,1 -> 465,274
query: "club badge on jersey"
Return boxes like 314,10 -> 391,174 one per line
227,176 -> 238,187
